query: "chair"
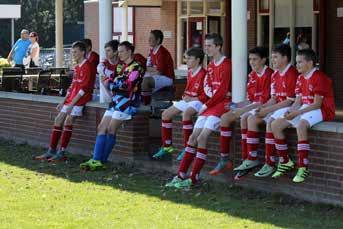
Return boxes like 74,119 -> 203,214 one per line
1,67 -> 25,92
37,69 -> 52,95
150,85 -> 175,117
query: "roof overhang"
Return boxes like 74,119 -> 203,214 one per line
84,0 -> 162,7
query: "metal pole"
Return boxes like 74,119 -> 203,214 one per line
55,0 -> 64,68
11,19 -> 15,46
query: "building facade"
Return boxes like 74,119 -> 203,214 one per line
84,0 -> 343,105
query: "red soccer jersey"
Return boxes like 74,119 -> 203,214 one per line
202,56 -> 232,117
134,53 -> 147,71
270,64 -> 298,103
246,66 -> 273,104
97,58 -> 118,80
183,66 -> 208,103
295,69 -> 335,121
87,51 -> 100,77
149,45 -> 175,80
65,59 -> 95,106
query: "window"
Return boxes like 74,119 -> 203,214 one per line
177,0 -> 225,67
113,6 -> 134,43
257,0 -> 320,63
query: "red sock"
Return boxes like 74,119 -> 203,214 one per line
60,125 -> 73,150
275,138 -> 289,163
190,148 -> 208,184
161,119 -> 172,147
141,91 -> 152,105
220,127 -> 232,157
265,132 -> 276,166
297,140 -> 310,168
49,125 -> 62,150
178,144 -> 196,179
247,131 -> 259,160
182,120 -> 193,147
240,128 -> 248,160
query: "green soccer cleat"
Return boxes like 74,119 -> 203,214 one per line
165,176 -> 183,187
176,149 -> 186,161
292,167 -> 309,183
34,149 -> 56,160
152,146 -> 175,159
174,178 -> 193,189
233,169 -> 251,181
272,159 -> 295,178
80,159 -> 105,171
209,158 -> 233,176
254,163 -> 276,177
233,159 -> 260,171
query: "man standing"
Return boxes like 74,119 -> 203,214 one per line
7,29 -> 31,69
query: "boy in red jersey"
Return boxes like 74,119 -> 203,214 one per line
97,40 -> 120,102
141,30 -> 175,105
152,47 -> 207,159
209,46 -> 273,176
271,49 -> 335,183
97,40 -> 120,81
233,44 -> 298,180
35,41 -> 96,161
82,38 -> 99,77
166,33 -> 232,189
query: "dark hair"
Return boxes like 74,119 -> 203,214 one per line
81,38 -> 92,48
150,30 -> 164,44
249,46 -> 268,59
297,48 -> 317,66
119,41 -> 135,53
29,32 -> 39,42
205,33 -> 223,47
272,44 -> 291,62
105,39 -> 120,52
72,41 -> 87,54
186,47 -> 205,63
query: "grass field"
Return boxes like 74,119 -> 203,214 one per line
0,140 -> 342,229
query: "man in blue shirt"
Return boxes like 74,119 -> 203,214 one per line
7,29 -> 31,69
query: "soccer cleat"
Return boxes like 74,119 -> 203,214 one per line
292,167 -> 309,183
271,159 -> 295,178
209,158 -> 233,176
176,149 -> 186,161
233,159 -> 260,171
80,159 -> 105,171
174,178 -> 193,189
34,149 -> 56,160
233,169 -> 251,181
254,163 -> 276,177
165,176 -> 183,187
152,146 -> 175,159
47,150 -> 67,162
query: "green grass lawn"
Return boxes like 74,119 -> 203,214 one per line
0,140 -> 342,229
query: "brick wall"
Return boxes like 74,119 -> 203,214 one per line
247,0 -> 257,50
134,7 -> 161,57
171,117 -> 343,206
84,1 -> 100,53
0,97 -> 149,160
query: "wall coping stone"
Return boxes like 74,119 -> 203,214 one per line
0,91 -> 151,113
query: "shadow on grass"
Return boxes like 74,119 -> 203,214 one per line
0,140 -> 342,229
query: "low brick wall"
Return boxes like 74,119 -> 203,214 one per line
0,92 -> 342,206
0,92 -> 150,161
171,116 -> 343,206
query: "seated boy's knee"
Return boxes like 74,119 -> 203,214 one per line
297,120 -> 309,130
183,109 -> 195,120
197,133 -> 208,144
